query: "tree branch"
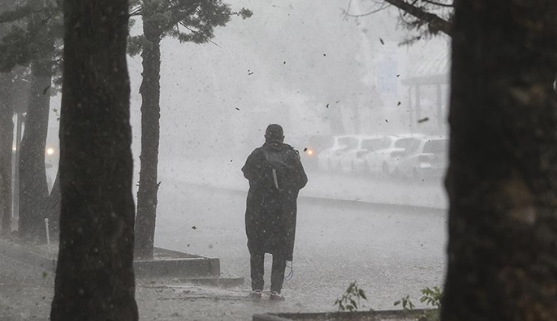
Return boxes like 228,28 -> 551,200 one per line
422,0 -> 453,8
383,0 -> 452,36
342,3 -> 390,18
164,0 -> 202,29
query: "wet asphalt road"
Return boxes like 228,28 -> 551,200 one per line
0,167 -> 447,320
154,179 -> 447,312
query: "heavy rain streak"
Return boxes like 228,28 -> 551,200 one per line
0,0 -> 454,320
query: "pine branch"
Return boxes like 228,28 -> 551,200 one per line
383,0 -> 452,36
164,0 -> 203,28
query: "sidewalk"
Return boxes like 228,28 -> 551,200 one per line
0,250 -> 319,321
157,156 -> 448,210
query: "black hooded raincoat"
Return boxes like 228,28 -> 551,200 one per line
242,141 -> 308,261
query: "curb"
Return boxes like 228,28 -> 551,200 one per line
253,308 -> 436,321
0,239 -> 243,286
183,182 -> 446,214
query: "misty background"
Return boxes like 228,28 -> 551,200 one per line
43,0 -> 450,163
38,0 -> 450,310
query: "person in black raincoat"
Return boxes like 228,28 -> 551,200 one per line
242,124 -> 308,300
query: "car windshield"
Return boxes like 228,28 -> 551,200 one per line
308,136 -> 334,150
361,138 -> 385,151
423,140 -> 447,154
338,136 -> 358,149
394,138 -> 416,150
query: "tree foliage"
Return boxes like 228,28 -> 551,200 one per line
128,0 -> 252,55
0,1 -> 63,76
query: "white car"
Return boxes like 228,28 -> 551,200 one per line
393,136 -> 448,179
365,134 -> 426,176
317,135 -> 359,172
338,135 -> 394,174
414,137 -> 449,180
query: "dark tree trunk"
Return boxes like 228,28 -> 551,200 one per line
0,72 -> 14,235
18,60 -> 51,242
442,1 -> 557,320
50,0 -> 138,320
134,12 -> 161,259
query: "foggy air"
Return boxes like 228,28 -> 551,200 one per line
1,0 -> 453,320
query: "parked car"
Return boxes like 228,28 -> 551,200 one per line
414,137 -> 448,179
338,135 -> 394,173
393,136 -> 448,180
317,135 -> 359,172
365,134 -> 426,176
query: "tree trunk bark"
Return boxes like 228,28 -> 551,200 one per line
134,13 -> 161,259
0,72 -> 14,235
443,1 -> 557,320
18,60 -> 51,242
50,0 -> 138,320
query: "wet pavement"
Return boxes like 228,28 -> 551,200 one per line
1,155 -> 447,320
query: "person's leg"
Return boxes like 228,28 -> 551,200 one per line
270,254 -> 287,294
250,253 -> 265,291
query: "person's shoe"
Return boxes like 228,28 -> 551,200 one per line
269,291 -> 285,301
249,290 -> 262,299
